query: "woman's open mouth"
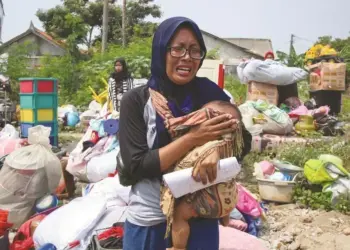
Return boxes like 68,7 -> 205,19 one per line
176,67 -> 192,76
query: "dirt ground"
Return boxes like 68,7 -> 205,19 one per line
259,204 -> 350,250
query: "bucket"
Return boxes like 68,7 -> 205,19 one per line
256,174 -> 299,203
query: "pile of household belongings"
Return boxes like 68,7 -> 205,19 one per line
58,101 -> 103,130
303,154 -> 350,206
65,109 -> 120,183
0,126 -> 62,245
0,173 -> 268,250
236,59 -> 345,138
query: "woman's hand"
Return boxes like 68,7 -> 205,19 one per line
192,149 -> 220,185
188,114 -> 238,147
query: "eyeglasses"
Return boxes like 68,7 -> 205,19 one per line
167,46 -> 205,60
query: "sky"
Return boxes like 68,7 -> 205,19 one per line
2,0 -> 350,54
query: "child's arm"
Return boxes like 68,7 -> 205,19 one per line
220,214 -> 230,227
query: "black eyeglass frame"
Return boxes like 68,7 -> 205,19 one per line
167,46 -> 205,60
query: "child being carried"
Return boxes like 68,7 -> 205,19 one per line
150,89 -> 244,250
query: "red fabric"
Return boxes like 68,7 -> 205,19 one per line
98,226 -> 124,241
0,210 -> 13,236
10,215 -> 46,250
108,171 -> 118,177
90,131 -> 100,144
264,51 -> 275,60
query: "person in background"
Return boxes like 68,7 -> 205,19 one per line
264,51 -> 275,60
118,17 -> 252,250
108,58 -> 133,111
264,50 -> 299,105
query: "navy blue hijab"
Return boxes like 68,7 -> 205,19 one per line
148,17 -> 230,148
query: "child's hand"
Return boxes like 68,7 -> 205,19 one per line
188,114 -> 238,147
192,149 -> 219,184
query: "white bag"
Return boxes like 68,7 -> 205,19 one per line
0,124 -> 19,140
261,114 -> 294,135
78,206 -> 127,249
86,148 -> 119,183
87,175 -> 130,206
33,195 -> 107,250
0,126 -> 61,226
242,59 -> 308,86
58,105 -> 77,118
238,102 -> 263,136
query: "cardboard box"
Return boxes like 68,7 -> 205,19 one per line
308,62 -> 346,91
247,82 -> 279,105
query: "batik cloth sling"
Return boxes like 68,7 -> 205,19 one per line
149,89 -> 244,237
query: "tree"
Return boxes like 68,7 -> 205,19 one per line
276,46 -> 305,68
0,42 -> 39,102
36,0 -> 161,48
206,47 -> 220,60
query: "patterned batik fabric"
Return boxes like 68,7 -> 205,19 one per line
149,89 -> 243,237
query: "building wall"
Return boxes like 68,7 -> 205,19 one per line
1,33 -> 66,69
202,33 -> 261,76
202,33 -> 254,65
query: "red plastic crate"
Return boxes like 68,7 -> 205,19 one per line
20,81 -> 33,93
37,80 -> 54,93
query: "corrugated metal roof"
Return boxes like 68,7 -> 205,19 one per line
224,38 -> 273,57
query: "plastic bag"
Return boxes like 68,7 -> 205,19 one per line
33,196 -> 107,250
86,149 -> 119,183
253,100 -> 294,135
0,124 -> 19,140
88,101 -> 102,112
86,175 -> 130,206
58,105 -> 77,119
0,126 -> 61,227
238,102 -> 263,136
0,138 -> 26,157
236,184 -> 262,218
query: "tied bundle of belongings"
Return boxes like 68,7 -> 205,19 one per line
237,59 -> 308,86
239,100 -> 293,136
0,125 -> 61,229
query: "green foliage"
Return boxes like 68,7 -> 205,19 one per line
0,36 -> 152,107
206,47 -> 220,60
293,185 -> 334,211
69,37 -> 153,106
224,75 -> 247,104
0,42 -> 40,102
36,54 -> 80,105
36,0 -> 161,48
293,182 -> 350,213
276,47 -> 305,68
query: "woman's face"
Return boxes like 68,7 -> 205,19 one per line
166,27 -> 202,85
265,54 -> 274,60
115,62 -> 123,72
